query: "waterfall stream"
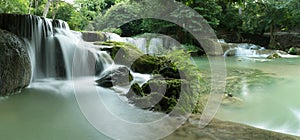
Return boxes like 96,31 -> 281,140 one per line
0,14 -> 299,139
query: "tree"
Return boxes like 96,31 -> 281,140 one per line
0,0 -> 29,14
242,0 -> 291,48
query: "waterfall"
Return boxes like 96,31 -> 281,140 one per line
221,41 -> 294,58
105,33 -> 181,55
0,14 -> 111,82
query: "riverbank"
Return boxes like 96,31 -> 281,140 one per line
164,115 -> 299,140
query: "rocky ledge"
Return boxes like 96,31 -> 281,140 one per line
0,29 -> 31,95
164,115 -> 299,140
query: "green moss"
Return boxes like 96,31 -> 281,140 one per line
267,53 -> 281,59
126,83 -> 144,98
81,31 -> 106,42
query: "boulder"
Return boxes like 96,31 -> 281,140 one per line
81,31 -> 107,42
267,53 -> 281,59
96,66 -> 133,87
94,41 -> 171,74
288,47 -> 300,55
127,78 -> 195,114
0,29 -> 31,95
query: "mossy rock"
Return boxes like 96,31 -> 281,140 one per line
266,53 -> 281,59
288,47 -> 300,55
95,41 -> 180,76
81,31 -> 107,42
126,83 -> 144,98
131,55 -> 163,74
127,78 -> 195,114
141,79 -> 189,99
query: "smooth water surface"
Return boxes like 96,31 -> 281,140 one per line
1,56 -> 300,139
194,56 -> 300,136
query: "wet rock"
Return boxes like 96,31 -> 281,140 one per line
267,53 -> 281,59
94,41 -> 174,75
163,115 -> 299,140
131,55 -> 162,74
221,93 -> 243,106
0,29 -> 31,95
288,47 -> 300,55
126,83 -> 144,98
96,66 -> 133,87
81,31 -> 107,42
127,78 -> 195,114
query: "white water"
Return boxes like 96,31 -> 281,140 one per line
106,33 -> 181,55
223,42 -> 298,58
194,56 -> 300,136
0,16 -> 189,139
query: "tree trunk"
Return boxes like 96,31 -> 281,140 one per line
43,0 -> 52,18
28,0 -> 33,14
35,0 -> 39,15
52,0 -> 60,20
269,20 -> 276,49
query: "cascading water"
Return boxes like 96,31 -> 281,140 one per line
0,14 -> 112,81
106,33 -> 181,55
221,41 -> 297,58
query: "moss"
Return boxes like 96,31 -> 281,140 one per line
81,31 -> 106,42
266,53 -> 281,59
126,78 -> 197,114
288,47 -> 297,55
126,83 -> 144,98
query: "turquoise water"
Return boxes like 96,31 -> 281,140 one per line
194,56 -> 300,136
1,56 -> 300,139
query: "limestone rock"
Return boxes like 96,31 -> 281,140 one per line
0,29 -> 31,95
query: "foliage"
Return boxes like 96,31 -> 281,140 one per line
54,2 -> 75,22
0,0 -> 29,14
93,1 -> 142,31
176,0 -> 222,28
102,27 -> 122,35
1,0 -> 300,49
218,3 -> 242,32
181,44 -> 201,53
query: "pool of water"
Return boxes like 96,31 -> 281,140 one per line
194,56 -> 300,136
1,56 -> 300,139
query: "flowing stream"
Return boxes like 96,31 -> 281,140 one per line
194,56 -> 300,136
1,14 -> 300,139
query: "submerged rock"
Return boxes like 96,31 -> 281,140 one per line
0,29 -> 31,95
267,53 -> 281,59
221,93 -> 243,106
96,66 -> 133,87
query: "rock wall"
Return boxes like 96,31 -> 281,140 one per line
0,29 -> 31,95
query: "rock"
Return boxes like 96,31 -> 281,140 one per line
126,83 -> 144,98
221,93 -> 243,106
288,47 -> 300,55
0,29 -> 31,95
267,53 -> 281,59
163,115 -> 299,140
127,78 -> 195,114
131,55 -> 162,74
96,66 -> 133,87
81,31 -> 107,42
95,41 -> 176,75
